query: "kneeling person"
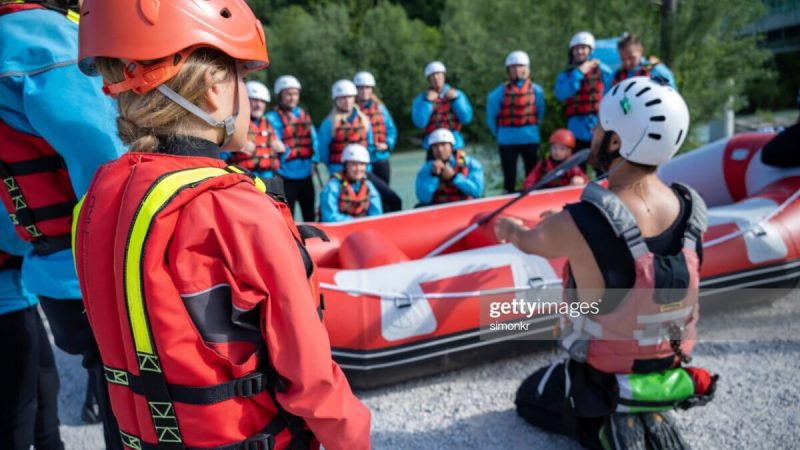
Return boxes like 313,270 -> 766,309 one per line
321,144 -> 382,222
416,128 -> 484,205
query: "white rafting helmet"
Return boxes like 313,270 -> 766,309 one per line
353,71 -> 376,87
428,128 -> 456,146
245,80 -> 270,103
274,75 -> 301,95
505,50 -> 530,67
342,144 -> 370,164
332,79 -> 358,99
599,76 -> 690,166
424,61 -> 446,78
569,31 -> 595,50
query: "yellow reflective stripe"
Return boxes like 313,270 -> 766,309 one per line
124,167 -> 230,355
71,195 -> 86,265
65,9 -> 79,24
226,165 -> 267,193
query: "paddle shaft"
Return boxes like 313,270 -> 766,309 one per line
424,148 -> 590,258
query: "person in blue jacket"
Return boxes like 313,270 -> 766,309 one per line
555,31 -> 614,153
486,50 -> 546,193
0,209 -> 62,450
0,2 -> 124,448
318,80 -> 402,213
354,71 -> 397,184
614,33 -> 677,89
320,144 -> 382,222
416,128 -> 484,206
412,61 -> 473,155
266,75 -> 319,221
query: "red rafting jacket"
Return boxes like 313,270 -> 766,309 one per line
73,152 -> 370,450
523,156 -> 588,190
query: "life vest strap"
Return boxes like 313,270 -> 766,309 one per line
296,224 -> 329,243
120,425 -> 277,450
103,365 -> 281,405
1,155 -> 66,176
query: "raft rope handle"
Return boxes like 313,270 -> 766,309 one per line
702,188 -> 800,249
318,279 -> 562,301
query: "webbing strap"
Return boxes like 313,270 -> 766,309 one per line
120,425 -> 277,450
581,182 -> 649,258
104,366 -> 275,405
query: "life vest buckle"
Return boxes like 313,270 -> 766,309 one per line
235,372 -> 266,398
242,433 -> 275,450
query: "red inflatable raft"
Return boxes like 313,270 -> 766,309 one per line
305,132 -> 800,388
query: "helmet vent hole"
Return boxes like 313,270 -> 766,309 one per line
220,8 -> 232,18
636,87 -> 651,97
645,99 -> 662,107
173,54 -> 182,66
675,129 -> 684,145
650,115 -> 665,122
648,133 -> 662,140
612,84 -> 621,96
624,81 -> 637,93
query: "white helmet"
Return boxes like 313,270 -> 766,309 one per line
569,31 -> 596,50
274,75 -> 301,95
245,80 -> 270,103
505,50 -> 530,67
428,128 -> 455,146
599,76 -> 689,166
341,144 -> 370,164
331,79 -> 358,99
424,61 -> 447,78
353,71 -> 376,87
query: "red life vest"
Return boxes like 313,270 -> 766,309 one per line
276,108 -> 314,161
564,66 -> 605,118
227,119 -> 280,173
524,157 -> 588,190
0,2 -> 43,14
333,173 -> 370,217
613,58 -> 658,85
0,119 -> 76,255
497,79 -> 538,127
357,100 -> 387,147
432,151 -> 472,204
424,95 -> 462,134
329,113 -> 367,165
73,153 -> 329,450
559,183 -> 706,374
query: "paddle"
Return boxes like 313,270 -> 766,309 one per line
424,148 -> 591,258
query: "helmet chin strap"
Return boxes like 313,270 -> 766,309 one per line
155,64 -> 240,147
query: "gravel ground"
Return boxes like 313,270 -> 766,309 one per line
56,291 -> 800,449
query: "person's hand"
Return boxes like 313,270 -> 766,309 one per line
432,159 -> 444,175
440,163 -> 456,180
570,175 -> 585,186
241,140 -> 256,156
445,88 -> 458,101
578,59 -> 599,74
271,139 -> 286,154
426,89 -> 439,102
376,142 -> 389,151
495,217 -> 525,244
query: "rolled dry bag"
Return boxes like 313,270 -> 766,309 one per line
613,367 -> 718,413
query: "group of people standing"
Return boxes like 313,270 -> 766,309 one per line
231,30 -> 676,223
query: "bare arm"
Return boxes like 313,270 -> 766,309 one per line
494,210 -> 578,259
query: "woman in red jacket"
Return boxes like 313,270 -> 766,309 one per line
73,1 -> 370,449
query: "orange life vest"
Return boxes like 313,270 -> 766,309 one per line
276,108 -> 314,161
333,172 -> 370,217
432,151 -> 472,204
425,95 -> 462,134
497,79 -> 537,127
559,183 -> 706,374
613,58 -> 658,85
357,100 -> 387,147
0,119 -> 76,255
226,119 -> 280,173
564,66 -> 605,118
329,113 -> 367,165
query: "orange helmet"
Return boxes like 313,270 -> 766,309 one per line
549,128 -> 576,149
78,0 -> 268,94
